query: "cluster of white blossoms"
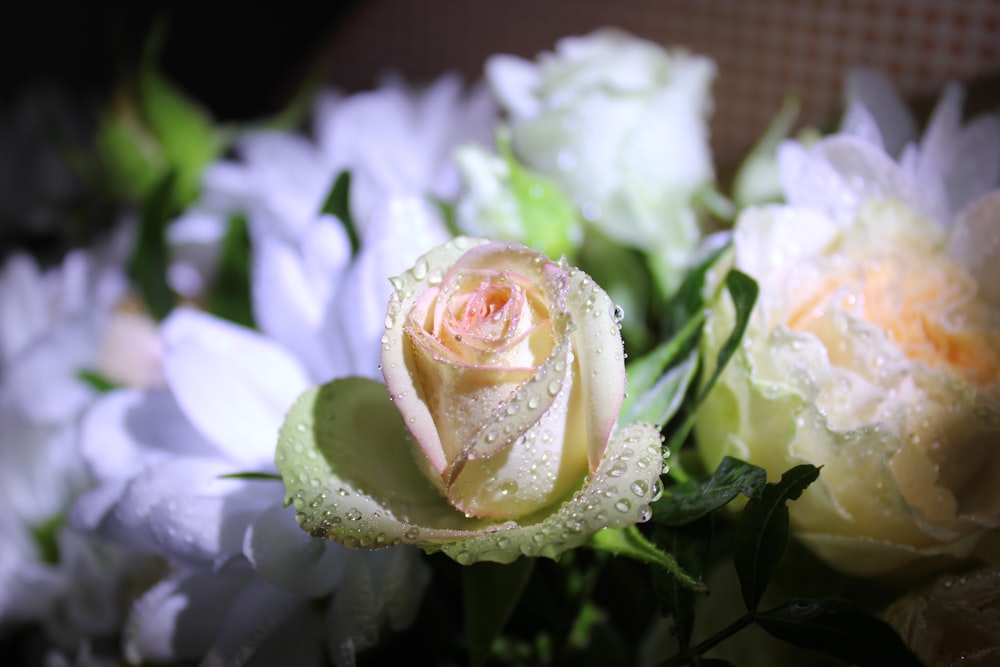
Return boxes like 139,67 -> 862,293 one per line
1,74 -> 495,665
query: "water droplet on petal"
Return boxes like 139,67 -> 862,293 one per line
614,498 -> 632,513
630,480 -> 649,497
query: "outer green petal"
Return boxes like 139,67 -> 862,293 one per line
276,377 -> 663,564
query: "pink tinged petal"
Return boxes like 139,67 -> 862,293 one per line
96,457 -> 282,564
123,560 -> 255,663
162,308 -> 311,468
381,237 -> 492,477
277,377 -> 664,564
243,503 -> 347,597
564,264 -> 628,470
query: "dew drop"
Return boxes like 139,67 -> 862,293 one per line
384,313 -> 395,329
500,480 -> 519,496
547,380 -> 561,396
637,504 -> 652,522
630,480 -> 649,497
404,526 -> 420,541
614,498 -> 632,513
456,551 -> 473,565
345,509 -> 362,521
412,258 -> 428,280
650,480 -> 663,502
608,461 -> 627,478
527,396 -> 541,410
428,266 -> 444,285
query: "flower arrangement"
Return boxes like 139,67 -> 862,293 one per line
3,16 -> 999,667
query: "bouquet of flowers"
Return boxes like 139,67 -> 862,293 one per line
2,22 -> 999,667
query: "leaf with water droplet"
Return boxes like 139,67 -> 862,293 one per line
276,377 -> 665,565
652,456 -> 767,527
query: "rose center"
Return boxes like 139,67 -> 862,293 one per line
452,276 -> 524,343
788,253 -> 1000,390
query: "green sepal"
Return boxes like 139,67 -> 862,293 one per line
588,526 -> 704,593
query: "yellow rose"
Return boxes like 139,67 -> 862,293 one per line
277,237 -> 662,563
695,195 -> 1000,576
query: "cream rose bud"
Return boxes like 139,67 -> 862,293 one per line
695,198 -> 1000,576
384,238 -> 623,518
276,237 -> 663,564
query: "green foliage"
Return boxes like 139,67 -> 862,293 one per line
205,214 -> 255,328
464,559 -> 535,667
319,170 -> 360,256
733,464 -> 820,611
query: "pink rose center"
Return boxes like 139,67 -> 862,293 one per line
449,275 -> 524,345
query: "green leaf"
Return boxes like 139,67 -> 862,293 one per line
733,464 -> 820,611
664,270 -> 758,454
500,135 -> 576,258
619,311 -> 704,428
137,64 -> 220,207
651,517 -> 712,647
129,170 -> 178,320
755,598 -> 923,667
205,214 -> 255,328
218,471 -> 282,481
276,377 -> 666,564
77,369 -> 119,393
464,558 -> 535,667
30,514 -> 65,566
96,99 -> 164,202
668,241 -> 730,328
588,526 -> 704,593
319,170 -> 359,256
732,94 -> 800,209
653,456 -> 767,527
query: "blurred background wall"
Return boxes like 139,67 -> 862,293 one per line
6,0 -> 1000,200
315,0 -> 1000,171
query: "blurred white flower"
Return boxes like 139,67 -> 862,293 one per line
74,194 -> 442,665
167,73 -> 494,302
485,28 -> 716,292
0,236 -> 159,654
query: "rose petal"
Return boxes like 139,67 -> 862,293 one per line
277,376 -> 663,564
381,237 -> 491,476
948,190 -> 1000,307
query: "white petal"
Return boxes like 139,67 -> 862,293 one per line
124,561 -> 254,663
162,308 -> 310,467
948,190 -> 1000,306
243,503 -> 347,597
324,197 -> 449,379
79,389 -> 220,483
843,68 -> 917,156
97,457 -> 281,564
